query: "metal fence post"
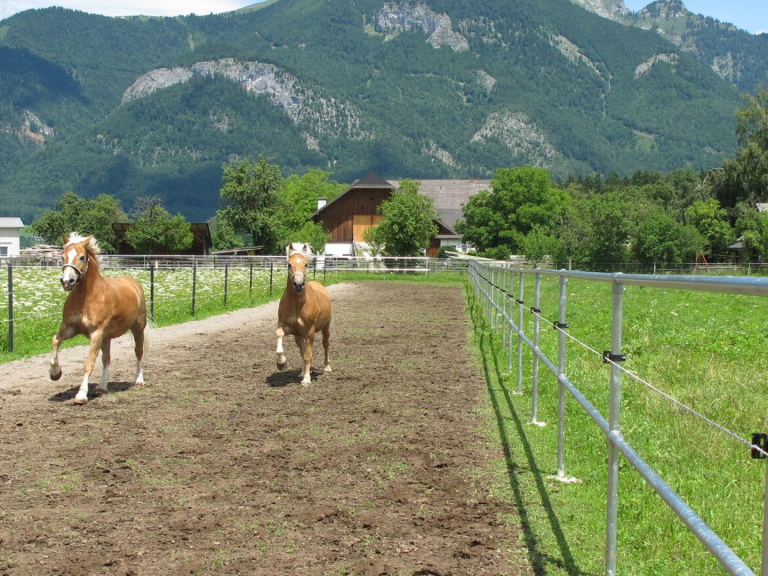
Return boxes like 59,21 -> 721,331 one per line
530,269 -> 545,426
605,277 -> 625,576
7,261 -> 13,353
224,264 -> 229,306
150,265 -> 155,318
762,460 -> 768,576
501,267 -> 507,352
249,261 -> 253,297
516,269 -> 525,394
270,261 -> 274,296
556,273 -> 568,478
507,266 -> 514,375
191,259 -> 197,316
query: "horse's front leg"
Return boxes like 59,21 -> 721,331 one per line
276,325 -> 288,370
49,322 -> 77,381
130,322 -> 146,385
74,331 -> 104,405
95,339 -> 112,395
300,330 -> 315,386
322,324 -> 332,374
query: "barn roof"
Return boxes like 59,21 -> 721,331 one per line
0,217 -> 24,228
390,179 -> 491,230
310,172 -> 395,219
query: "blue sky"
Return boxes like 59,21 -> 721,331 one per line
623,0 -> 767,34
1,1 -> 766,35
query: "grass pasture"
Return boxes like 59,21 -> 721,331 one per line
470,270 -> 768,576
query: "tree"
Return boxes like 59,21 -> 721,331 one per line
31,191 -> 126,252
209,211 -> 243,251
631,207 -> 704,267
579,192 -> 634,270
124,196 -> 193,254
734,203 -> 768,261
219,157 -> 284,254
376,179 -> 438,256
684,199 -> 734,260
456,166 -> 567,256
362,225 -> 386,257
714,84 -> 768,208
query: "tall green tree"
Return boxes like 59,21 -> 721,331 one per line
631,207 -> 704,267
31,192 -> 127,253
377,179 -> 438,256
684,199 -> 734,259
734,202 -> 768,261
124,196 -> 193,254
715,85 -> 768,208
456,166 -> 567,257
219,157 -> 284,254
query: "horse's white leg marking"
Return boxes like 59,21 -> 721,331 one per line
96,339 -> 111,394
74,332 -> 104,405
276,326 -> 287,369
301,332 -> 314,386
131,322 -> 145,385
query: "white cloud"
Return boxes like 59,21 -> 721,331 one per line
1,1 -> 253,20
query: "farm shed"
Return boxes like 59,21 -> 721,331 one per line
309,174 -> 487,257
0,217 -> 24,258
112,222 -> 212,255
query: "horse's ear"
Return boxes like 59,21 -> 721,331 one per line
302,243 -> 308,253
61,234 -> 69,246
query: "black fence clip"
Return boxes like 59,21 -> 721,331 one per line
530,307 -> 542,314
751,433 -> 768,459
553,321 -> 569,330
602,351 -> 627,363
516,299 -> 525,306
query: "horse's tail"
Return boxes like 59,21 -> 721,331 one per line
143,313 -> 155,357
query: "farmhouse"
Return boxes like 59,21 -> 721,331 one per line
309,174 -> 489,257
112,222 -> 212,255
0,217 -> 24,258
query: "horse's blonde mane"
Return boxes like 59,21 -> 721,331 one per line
286,242 -> 314,262
64,232 -> 102,266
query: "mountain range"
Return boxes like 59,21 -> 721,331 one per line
0,0 -> 766,222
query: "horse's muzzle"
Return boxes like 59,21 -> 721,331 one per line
292,281 -> 305,292
61,277 -> 78,291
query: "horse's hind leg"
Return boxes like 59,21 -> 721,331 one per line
95,339 -> 112,395
322,324 -> 332,374
276,326 -> 288,370
49,322 -> 76,381
130,323 -> 145,385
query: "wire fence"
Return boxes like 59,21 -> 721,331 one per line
469,261 -> 768,576
0,255 -> 468,354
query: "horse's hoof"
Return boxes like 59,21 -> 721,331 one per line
324,366 -> 332,373
73,395 -> 88,405
277,361 -> 288,371
301,380 -> 311,386
94,387 -> 109,396
50,369 -> 62,381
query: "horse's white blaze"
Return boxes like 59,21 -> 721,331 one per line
61,248 -> 79,283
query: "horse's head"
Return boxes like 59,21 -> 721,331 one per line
60,233 -> 99,291
288,251 -> 309,292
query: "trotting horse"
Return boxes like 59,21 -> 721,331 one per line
275,243 -> 332,385
49,233 -> 149,404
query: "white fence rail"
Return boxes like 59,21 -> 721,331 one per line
469,260 -> 768,576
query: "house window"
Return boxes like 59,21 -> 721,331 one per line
0,247 -> 7,257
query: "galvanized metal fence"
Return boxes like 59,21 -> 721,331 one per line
469,260 -> 768,576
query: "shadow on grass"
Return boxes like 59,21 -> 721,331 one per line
265,369 -> 327,388
469,299 -> 586,576
48,381 -> 137,402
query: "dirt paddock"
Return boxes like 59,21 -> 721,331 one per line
0,282 -> 528,576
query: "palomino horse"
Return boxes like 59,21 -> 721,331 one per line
276,243 -> 332,385
49,233 -> 149,404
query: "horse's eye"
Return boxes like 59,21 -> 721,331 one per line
79,255 -> 85,261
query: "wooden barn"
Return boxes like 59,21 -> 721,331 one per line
309,173 -> 468,257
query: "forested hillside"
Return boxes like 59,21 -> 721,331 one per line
0,0 -> 759,222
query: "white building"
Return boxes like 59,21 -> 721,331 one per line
0,218 -> 25,258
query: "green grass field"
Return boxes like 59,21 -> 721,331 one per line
469,270 -> 768,576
